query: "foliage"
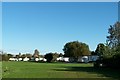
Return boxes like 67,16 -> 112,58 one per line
107,22 -> 120,49
59,53 -> 63,57
63,41 -> 90,58
106,22 -> 120,56
21,54 -> 26,59
44,53 -> 53,62
95,43 -> 106,57
105,22 -> 120,67
44,52 -> 60,62
0,54 -> 1,61
33,49 -> 40,58
91,51 -> 97,55
95,22 -> 120,68
52,53 -> 59,62
2,53 -> 9,61
7,54 -> 13,58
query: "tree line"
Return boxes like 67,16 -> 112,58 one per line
0,22 -> 120,68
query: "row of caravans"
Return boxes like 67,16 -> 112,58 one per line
9,55 -> 99,63
9,57 -> 47,62
57,55 -> 99,63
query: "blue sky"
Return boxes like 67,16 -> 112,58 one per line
2,2 -> 118,54
0,2 -> 2,52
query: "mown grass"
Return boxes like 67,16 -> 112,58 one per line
2,61 -> 120,79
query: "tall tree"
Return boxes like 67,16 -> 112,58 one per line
19,52 -> 21,58
0,54 -> 1,61
63,41 -> 90,58
2,53 -> 9,61
106,22 -> 120,56
107,22 -> 120,49
33,49 -> 40,58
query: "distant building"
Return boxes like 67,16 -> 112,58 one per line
23,57 -> 29,61
88,55 -> 99,62
9,58 -> 18,61
57,57 -> 63,61
63,57 -> 69,62
18,58 -> 22,61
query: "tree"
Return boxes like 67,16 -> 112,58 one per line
7,54 -> 13,58
59,53 -> 63,57
15,55 -> 19,59
2,53 -> 9,61
105,22 -> 120,68
44,52 -> 60,62
0,51 -> 2,61
44,53 -> 53,62
95,43 -> 106,57
26,53 -> 32,58
21,54 -> 26,59
63,41 -> 90,59
107,22 -> 120,50
19,52 -> 21,58
52,53 -> 59,62
91,51 -> 97,55
33,49 -> 40,58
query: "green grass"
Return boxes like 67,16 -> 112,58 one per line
2,61 -> 120,79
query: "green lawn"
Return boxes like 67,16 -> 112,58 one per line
2,61 -> 120,79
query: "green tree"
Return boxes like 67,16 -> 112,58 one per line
63,41 -> 90,59
19,52 -> 21,58
52,53 -> 59,62
106,22 -> 120,67
15,55 -> 19,59
91,51 -> 97,55
44,52 -> 59,62
8,54 -> 13,58
0,51 -> 2,61
59,53 -> 63,57
107,22 -> 120,50
21,54 -> 26,59
44,53 -> 53,62
95,43 -> 106,57
26,53 -> 32,58
33,49 -> 40,58
2,53 -> 9,61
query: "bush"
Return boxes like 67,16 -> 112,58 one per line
94,59 -> 104,68
112,54 -> 120,68
98,54 -> 120,68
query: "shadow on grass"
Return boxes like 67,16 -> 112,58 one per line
53,65 -> 120,80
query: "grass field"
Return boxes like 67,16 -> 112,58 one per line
2,61 -> 120,79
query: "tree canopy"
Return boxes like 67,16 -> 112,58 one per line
106,22 -> 120,56
107,22 -> 120,49
95,43 -> 106,57
63,41 -> 90,58
44,53 -> 53,62
33,49 -> 40,58
44,52 -> 60,62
